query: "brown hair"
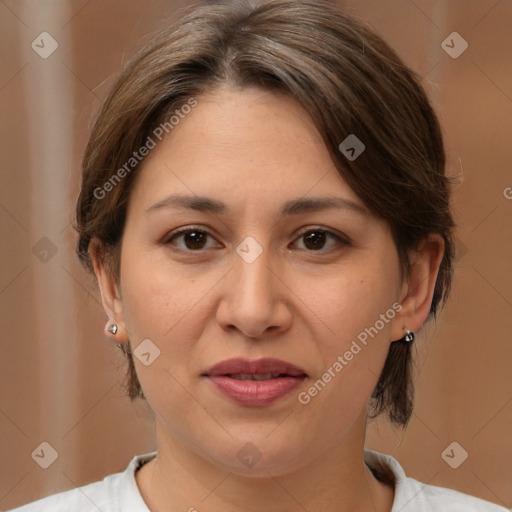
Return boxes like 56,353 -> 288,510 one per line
74,0 -> 455,427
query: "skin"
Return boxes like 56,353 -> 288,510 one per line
91,85 -> 444,512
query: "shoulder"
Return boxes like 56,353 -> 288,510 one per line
399,476 -> 509,511
364,449 -> 508,512
6,475 -> 120,511
7,452 -> 156,512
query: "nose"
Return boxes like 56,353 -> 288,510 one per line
215,241 -> 292,339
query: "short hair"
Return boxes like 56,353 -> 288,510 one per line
74,0 -> 455,427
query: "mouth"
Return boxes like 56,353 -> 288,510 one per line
204,357 -> 307,378
203,358 -> 307,406
227,373 -> 292,380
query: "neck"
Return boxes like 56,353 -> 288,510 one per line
136,412 -> 394,512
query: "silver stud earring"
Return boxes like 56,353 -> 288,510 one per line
403,328 -> 414,343
107,324 -> 118,335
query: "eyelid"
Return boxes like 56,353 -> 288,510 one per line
162,225 -> 220,246
291,227 -> 351,253
295,226 -> 351,244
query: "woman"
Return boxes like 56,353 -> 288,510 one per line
11,0 -> 508,510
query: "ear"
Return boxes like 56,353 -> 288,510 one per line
89,239 -> 129,344
391,234 -> 445,341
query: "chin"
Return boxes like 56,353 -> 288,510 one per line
200,435 -> 312,478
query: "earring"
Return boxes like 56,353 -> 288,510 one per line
107,324 -> 118,335
402,328 -> 414,343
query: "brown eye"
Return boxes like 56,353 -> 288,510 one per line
294,229 -> 348,252
303,230 -> 327,250
165,228 -> 219,251
181,230 -> 208,250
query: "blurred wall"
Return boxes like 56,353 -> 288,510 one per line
1,0 -> 510,509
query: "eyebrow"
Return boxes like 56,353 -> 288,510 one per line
145,194 -> 368,217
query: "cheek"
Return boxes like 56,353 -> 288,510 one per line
118,242 -> 228,373
118,253 -> 204,413
118,245 -> 192,350
303,258 -> 399,347
297,255 -> 400,403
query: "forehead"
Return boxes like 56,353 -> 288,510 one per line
129,86 -> 364,216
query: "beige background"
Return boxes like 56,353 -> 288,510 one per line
1,0 -> 511,509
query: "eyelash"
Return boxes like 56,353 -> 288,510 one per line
163,225 -> 350,254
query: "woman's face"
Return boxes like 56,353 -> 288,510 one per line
96,86 -> 420,476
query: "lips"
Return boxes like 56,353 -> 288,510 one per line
205,358 -> 307,378
203,358 -> 307,407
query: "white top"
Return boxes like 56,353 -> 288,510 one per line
9,450 -> 508,511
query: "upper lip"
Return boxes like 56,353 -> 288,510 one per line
204,358 -> 307,377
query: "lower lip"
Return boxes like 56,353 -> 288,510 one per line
207,375 -> 305,406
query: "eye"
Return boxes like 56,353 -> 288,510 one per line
164,227 -> 220,251
292,228 -> 349,252
163,226 -> 349,253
